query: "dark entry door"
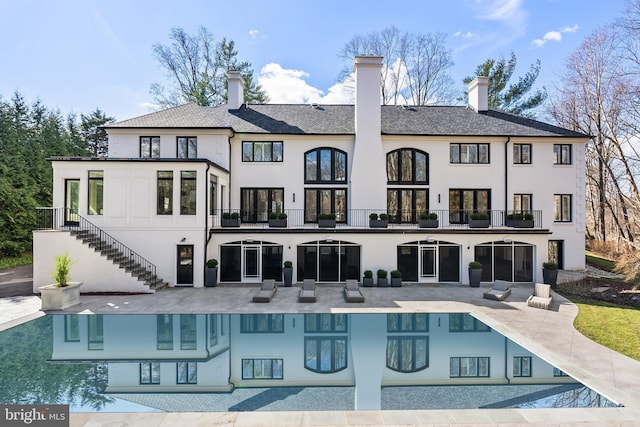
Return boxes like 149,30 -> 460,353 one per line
177,245 -> 194,285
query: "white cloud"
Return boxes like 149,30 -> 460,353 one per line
532,24 -> 579,47
249,29 -> 259,40
258,63 -> 353,104
476,0 -> 524,22
139,102 -> 161,111
454,31 -> 475,39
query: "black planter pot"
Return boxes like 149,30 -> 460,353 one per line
269,219 -> 287,228
369,219 -> 388,228
418,219 -> 438,228
362,277 -> 374,287
377,278 -> 389,287
221,218 -> 240,227
469,268 -> 482,287
469,219 -> 490,228
283,267 -> 293,287
543,268 -> 558,287
318,219 -> 336,228
205,267 -> 218,287
391,277 -> 402,287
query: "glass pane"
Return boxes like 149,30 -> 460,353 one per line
415,151 -> 427,182
320,339 -> 332,371
273,142 -> 283,162
562,195 -> 571,220
305,152 -> 317,181
157,171 -> 173,215
320,149 -> 331,181
450,144 -> 459,163
387,151 -> 398,181
242,143 -> 253,161
335,189 -> 346,222
387,190 -> 399,219
254,143 -> 264,161
141,138 -> 150,157
415,338 -> 427,369
151,137 -> 160,158
335,339 -> 346,370
273,359 -> 283,378
305,190 -> 316,222
477,190 -> 489,212
401,150 -> 412,182
495,245 -> 513,282
178,138 -> 188,158
450,358 -> 459,377
141,364 -> 150,383
256,189 -> 268,222
438,246 -> 460,282
242,359 -> 253,379
421,248 -> 436,277
88,171 -> 103,215
263,143 -> 272,161
522,145 -> 530,163
514,245 -> 533,282
180,171 -> 197,215
387,339 -> 398,369
335,151 -> 346,181
188,138 -> 197,158
478,144 -> 488,163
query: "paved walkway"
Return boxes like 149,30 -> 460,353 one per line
1,268 -> 640,426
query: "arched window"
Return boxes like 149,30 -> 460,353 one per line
305,148 -> 347,183
387,148 -> 428,184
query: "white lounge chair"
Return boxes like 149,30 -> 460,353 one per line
298,279 -> 316,302
527,283 -> 553,310
344,279 -> 365,303
252,279 -> 277,303
483,280 -> 512,301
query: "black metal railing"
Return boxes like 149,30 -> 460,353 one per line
210,209 -> 543,229
36,207 -> 158,284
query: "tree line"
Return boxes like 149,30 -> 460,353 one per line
547,0 -> 640,263
0,93 -> 113,257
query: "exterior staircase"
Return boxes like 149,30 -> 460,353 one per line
36,207 -> 168,291
69,230 -> 168,290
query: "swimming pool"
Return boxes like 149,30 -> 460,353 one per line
0,313 -> 618,412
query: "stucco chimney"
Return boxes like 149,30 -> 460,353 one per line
467,76 -> 489,112
227,71 -> 244,110
350,56 -> 386,211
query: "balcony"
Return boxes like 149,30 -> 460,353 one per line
210,210 -> 544,231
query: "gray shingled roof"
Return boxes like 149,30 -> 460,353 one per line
106,103 -> 587,138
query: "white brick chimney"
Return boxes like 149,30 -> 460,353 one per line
350,56 -> 386,211
227,71 -> 244,110
467,76 -> 489,112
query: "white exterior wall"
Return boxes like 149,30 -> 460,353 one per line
50,159 -> 220,287
107,130 -> 230,170
33,231 -> 152,293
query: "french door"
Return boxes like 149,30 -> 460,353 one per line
64,179 -> 80,226
242,245 -> 261,282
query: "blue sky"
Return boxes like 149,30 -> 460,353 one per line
0,0 -> 627,121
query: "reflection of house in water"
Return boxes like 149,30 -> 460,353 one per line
50,313 -> 579,410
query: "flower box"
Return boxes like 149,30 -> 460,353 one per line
418,219 -> 438,228
221,218 -> 240,227
268,219 -> 287,228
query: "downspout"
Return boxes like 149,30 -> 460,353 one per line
504,336 -> 511,384
504,137 -> 511,216
204,162 -> 210,286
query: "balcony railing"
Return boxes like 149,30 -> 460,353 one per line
211,209 -> 543,230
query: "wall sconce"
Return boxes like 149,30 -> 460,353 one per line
438,317 -> 441,327
180,237 -> 186,242
438,194 -> 441,203
293,193 -> 296,203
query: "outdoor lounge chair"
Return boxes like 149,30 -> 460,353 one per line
482,280 -> 512,301
344,279 -> 365,303
298,279 -> 317,303
252,279 -> 277,303
527,283 -> 553,310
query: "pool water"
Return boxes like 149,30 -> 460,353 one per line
0,313 -> 619,412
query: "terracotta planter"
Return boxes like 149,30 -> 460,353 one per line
39,282 -> 82,310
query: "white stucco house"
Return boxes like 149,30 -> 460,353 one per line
33,56 -> 588,292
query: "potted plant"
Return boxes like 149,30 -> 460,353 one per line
317,213 -> 336,228
542,261 -> 558,287
269,212 -> 288,228
362,270 -> 374,287
468,261 -> 483,288
221,211 -> 240,227
205,259 -> 218,287
39,252 -> 82,310
507,212 -> 534,228
283,260 -> 293,287
418,212 -> 438,228
469,212 -> 490,228
390,269 -> 402,287
376,269 -> 389,287
369,213 -> 388,228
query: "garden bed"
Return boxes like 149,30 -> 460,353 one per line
556,277 -> 640,308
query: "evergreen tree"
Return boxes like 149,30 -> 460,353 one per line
463,51 -> 547,118
80,108 -> 115,157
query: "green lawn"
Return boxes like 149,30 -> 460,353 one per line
569,297 -> 640,362
0,254 -> 32,270
585,251 -> 616,272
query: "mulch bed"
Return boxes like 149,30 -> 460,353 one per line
556,277 -> 640,308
